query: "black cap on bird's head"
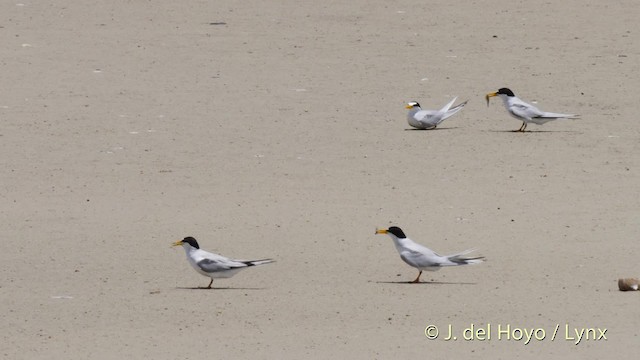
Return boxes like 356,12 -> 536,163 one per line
486,87 -> 515,106
387,226 -> 407,238
172,236 -> 200,249
375,226 -> 407,239
496,88 -> 515,97
405,101 -> 421,109
182,236 -> 199,248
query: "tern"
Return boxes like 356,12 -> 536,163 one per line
375,227 -> 484,283
486,88 -> 578,132
172,236 -> 274,288
405,97 -> 468,129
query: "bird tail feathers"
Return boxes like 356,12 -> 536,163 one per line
447,249 -> 485,266
540,112 -> 579,119
439,99 -> 468,123
438,97 -> 458,113
241,259 -> 275,266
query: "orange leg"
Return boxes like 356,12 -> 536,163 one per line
410,271 -> 423,283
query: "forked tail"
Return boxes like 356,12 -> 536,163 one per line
439,98 -> 469,123
447,249 -> 485,266
242,259 -> 276,266
540,111 -> 579,119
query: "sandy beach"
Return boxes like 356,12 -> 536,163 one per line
2,1 -> 639,358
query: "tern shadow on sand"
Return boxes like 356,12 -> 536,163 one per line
485,129 -> 580,134
404,127 -> 460,131
175,286 -> 266,291
376,280 -> 478,285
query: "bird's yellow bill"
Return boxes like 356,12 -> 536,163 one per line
405,104 -> 413,109
171,240 -> 184,247
375,228 -> 388,235
485,92 -> 497,106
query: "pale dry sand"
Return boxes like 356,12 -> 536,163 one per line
2,1 -> 639,359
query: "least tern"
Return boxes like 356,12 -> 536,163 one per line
486,88 -> 578,132
375,227 -> 484,283
405,97 -> 468,129
172,236 -> 274,288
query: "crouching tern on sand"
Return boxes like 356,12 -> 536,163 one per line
172,236 -> 274,288
405,97 -> 468,129
375,227 -> 484,283
486,88 -> 579,132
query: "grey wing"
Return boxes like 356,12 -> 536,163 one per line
510,103 -> 543,120
400,249 -> 438,268
415,110 -> 440,126
197,258 -> 245,273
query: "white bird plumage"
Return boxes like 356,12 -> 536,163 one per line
376,227 -> 484,283
405,97 -> 468,129
172,236 -> 274,288
486,88 -> 579,132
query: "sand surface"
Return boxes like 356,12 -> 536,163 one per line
2,1 -> 639,359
